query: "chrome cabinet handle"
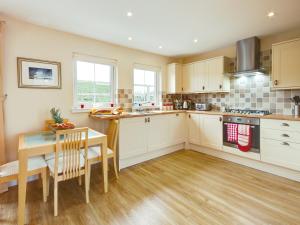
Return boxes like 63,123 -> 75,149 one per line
274,80 -> 278,86
281,142 -> 290,146
281,123 -> 289,127
148,117 -> 150,123
281,134 -> 290,137
145,118 -> 147,123
189,114 -> 191,119
219,84 -> 222,89
176,113 -> 179,116
219,117 -> 222,122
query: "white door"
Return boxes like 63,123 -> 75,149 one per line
200,115 -> 223,150
188,113 -> 201,145
119,117 -> 148,159
182,64 -> 193,92
272,39 -> 300,89
207,57 -> 224,92
194,61 -> 208,92
169,113 -> 186,145
147,115 -> 170,151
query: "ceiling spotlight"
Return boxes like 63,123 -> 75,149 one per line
267,11 -> 275,18
127,11 -> 133,17
128,37 -> 133,41
194,39 -> 198,43
158,45 -> 163,49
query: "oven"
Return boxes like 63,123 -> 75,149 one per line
223,116 -> 260,153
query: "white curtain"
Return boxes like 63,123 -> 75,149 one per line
0,21 -> 7,193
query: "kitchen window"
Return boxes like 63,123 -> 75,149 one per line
133,65 -> 160,106
73,54 -> 116,110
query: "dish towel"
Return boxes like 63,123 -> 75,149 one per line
237,124 -> 252,152
226,123 -> 238,143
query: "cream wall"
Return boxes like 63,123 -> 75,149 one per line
1,16 -> 171,161
181,27 -> 300,63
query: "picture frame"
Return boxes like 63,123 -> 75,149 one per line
17,57 -> 61,89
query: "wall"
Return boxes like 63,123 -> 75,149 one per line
1,15 -> 171,161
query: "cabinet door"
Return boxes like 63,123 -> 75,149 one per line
261,138 -> 300,171
200,115 -> 223,150
207,57 -> 224,92
167,63 -> 182,93
182,64 -> 194,92
187,113 -> 201,145
169,113 -> 186,145
147,115 -> 170,152
272,39 -> 300,89
119,117 -> 148,159
194,61 -> 208,92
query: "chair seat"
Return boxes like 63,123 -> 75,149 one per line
81,146 -> 114,160
47,154 -> 85,174
0,156 -> 47,177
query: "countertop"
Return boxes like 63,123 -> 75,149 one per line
89,110 -> 300,122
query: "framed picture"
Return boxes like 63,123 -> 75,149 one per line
17,57 -> 61,89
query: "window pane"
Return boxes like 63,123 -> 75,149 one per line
77,61 -> 94,81
134,86 -> 146,104
77,94 -> 94,104
77,80 -> 94,94
134,69 -> 145,85
95,83 -> 111,94
95,64 -> 111,82
149,86 -> 156,103
145,71 -> 155,86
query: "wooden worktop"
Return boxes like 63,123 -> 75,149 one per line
89,110 -> 300,122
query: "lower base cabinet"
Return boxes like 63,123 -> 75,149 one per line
119,113 -> 187,165
188,113 -> 223,150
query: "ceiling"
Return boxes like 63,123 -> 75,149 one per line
0,0 -> 300,57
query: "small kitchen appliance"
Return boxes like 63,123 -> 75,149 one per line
195,103 -> 211,111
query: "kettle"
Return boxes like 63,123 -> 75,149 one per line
183,101 -> 188,109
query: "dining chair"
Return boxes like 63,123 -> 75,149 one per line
46,127 -> 90,216
0,156 -> 48,202
83,120 -> 119,191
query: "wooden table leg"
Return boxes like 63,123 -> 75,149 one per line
101,137 -> 108,193
18,152 -> 28,225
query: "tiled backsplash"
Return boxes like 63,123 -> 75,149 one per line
117,89 -> 133,112
165,75 -> 300,115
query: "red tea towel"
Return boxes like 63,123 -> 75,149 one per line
226,123 -> 238,143
237,124 -> 252,152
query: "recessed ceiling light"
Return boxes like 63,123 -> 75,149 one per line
194,39 -> 198,43
158,45 -> 163,49
127,11 -> 133,17
267,11 -> 275,18
128,37 -> 133,41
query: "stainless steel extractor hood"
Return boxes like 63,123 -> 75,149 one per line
235,36 -> 265,76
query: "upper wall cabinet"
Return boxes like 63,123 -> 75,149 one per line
182,56 -> 230,93
167,63 -> 183,93
272,38 -> 300,89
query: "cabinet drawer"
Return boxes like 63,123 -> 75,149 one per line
261,119 -> 300,132
261,128 -> 300,144
261,138 -> 300,171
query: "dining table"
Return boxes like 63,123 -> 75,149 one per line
17,128 -> 108,225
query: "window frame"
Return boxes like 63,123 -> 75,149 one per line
133,64 -> 161,107
73,54 -> 117,111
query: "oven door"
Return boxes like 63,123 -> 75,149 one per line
223,122 -> 260,153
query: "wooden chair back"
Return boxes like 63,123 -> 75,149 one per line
45,119 -> 69,131
107,120 -> 119,151
55,127 -> 88,181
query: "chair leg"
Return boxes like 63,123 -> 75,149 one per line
78,175 -> 82,186
54,180 -> 58,216
85,169 -> 90,203
113,156 -> 119,179
46,170 -> 50,197
41,168 -> 47,202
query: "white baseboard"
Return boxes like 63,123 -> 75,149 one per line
190,144 -> 300,182
120,143 -> 185,169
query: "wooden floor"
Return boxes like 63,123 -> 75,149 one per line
1,150 -> 300,225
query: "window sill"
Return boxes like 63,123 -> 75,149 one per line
71,107 -> 115,114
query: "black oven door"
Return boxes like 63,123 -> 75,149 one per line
223,122 -> 260,153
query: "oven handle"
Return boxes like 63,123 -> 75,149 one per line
223,123 -> 256,129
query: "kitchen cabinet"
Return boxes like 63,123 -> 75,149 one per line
148,115 -> 170,152
261,119 -> 300,171
272,38 -> 300,89
181,56 -> 230,93
201,114 -> 223,150
119,113 -> 186,166
167,63 -> 182,93
182,63 -> 195,92
187,113 -> 223,150
119,117 -> 148,159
